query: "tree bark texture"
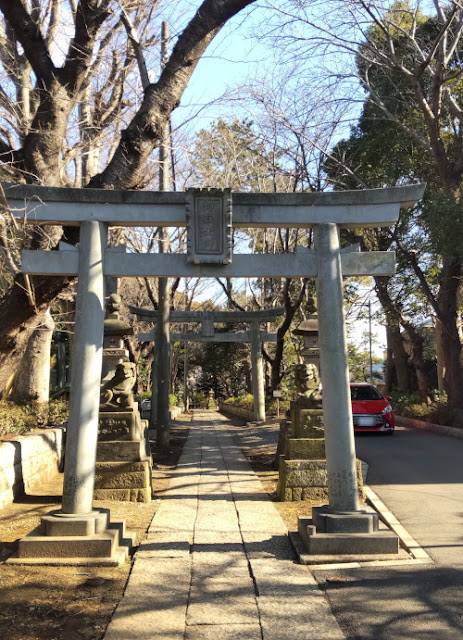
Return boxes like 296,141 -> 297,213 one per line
384,324 -> 411,394
435,318 -> 445,392
0,274 -> 73,392
10,308 -> 55,403
436,259 -> 463,411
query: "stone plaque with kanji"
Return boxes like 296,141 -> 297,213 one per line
186,188 -> 232,264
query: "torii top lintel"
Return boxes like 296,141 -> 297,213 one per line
3,182 -> 425,229
5,182 -> 426,279
129,305 -> 285,324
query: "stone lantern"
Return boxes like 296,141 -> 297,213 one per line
293,315 -> 320,372
101,294 -> 134,383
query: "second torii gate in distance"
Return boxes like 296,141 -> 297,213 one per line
131,306 -> 285,423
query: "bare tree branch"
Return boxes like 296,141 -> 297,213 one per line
120,7 -> 150,90
89,0 -> 257,189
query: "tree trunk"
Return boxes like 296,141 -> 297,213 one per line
265,277 -> 308,389
384,328 -> 394,393
0,273 -> 73,393
244,356 -> 252,394
436,259 -> 463,411
435,318 -> 445,392
10,309 -> 55,404
385,324 -> 411,393
406,328 -> 430,403
375,275 -> 430,401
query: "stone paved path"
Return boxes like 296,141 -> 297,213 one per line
104,411 -> 344,640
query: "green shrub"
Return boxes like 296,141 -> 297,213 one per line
222,394 -> 254,410
265,397 -> 290,415
191,391 -> 208,408
431,389 -> 447,403
405,403 -> 432,419
169,393 -> 178,407
236,394 -> 254,409
390,389 -> 463,427
0,398 -> 69,438
390,392 -> 425,417
48,398 -> 69,426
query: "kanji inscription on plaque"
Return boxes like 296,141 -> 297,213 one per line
186,188 -> 232,264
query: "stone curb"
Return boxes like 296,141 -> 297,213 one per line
364,485 -> 432,563
396,415 -> 463,440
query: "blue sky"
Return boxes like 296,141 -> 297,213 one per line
172,3 -> 274,129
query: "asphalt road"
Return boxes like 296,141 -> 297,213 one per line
312,426 -> 463,639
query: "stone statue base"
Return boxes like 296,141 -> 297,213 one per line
292,407 -> 324,438
98,410 -> 145,441
94,461 -> 151,502
94,404 -> 152,503
277,407 -> 364,503
277,458 -> 364,502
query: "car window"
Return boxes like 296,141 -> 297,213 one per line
350,385 -> 383,401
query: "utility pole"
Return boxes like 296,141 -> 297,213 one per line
156,20 -> 171,448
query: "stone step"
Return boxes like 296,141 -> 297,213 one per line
97,439 -> 150,462
17,527 -> 120,558
7,547 -> 129,567
94,487 -> 151,502
298,517 -> 399,555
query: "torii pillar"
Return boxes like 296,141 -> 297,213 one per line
250,321 -> 265,422
297,223 -> 400,555
315,224 -> 358,512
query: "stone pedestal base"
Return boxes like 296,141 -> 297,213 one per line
297,505 -> 399,556
292,409 -> 324,438
97,439 -> 149,462
6,508 -> 134,566
95,408 -> 152,503
94,460 -> 152,502
277,458 -> 364,502
98,410 -> 145,441
277,459 -> 329,502
285,437 -> 326,460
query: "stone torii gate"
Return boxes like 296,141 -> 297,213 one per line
3,182 -> 425,563
130,306 -> 285,423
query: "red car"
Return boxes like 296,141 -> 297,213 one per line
350,383 -> 395,434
